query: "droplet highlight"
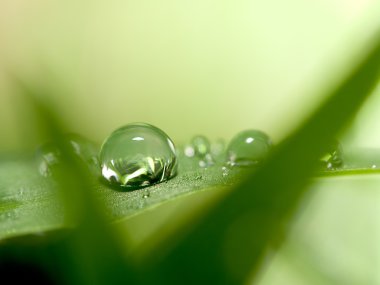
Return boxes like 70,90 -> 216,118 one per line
226,130 -> 272,167
99,123 -> 177,188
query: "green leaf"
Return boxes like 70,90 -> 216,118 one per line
1,148 -> 380,242
0,156 -> 235,241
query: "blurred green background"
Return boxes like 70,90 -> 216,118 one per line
0,1 -> 380,284
1,0 -> 380,150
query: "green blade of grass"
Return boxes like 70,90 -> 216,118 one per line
0,83 -> 138,285
144,33 -> 380,284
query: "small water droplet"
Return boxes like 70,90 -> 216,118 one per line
35,143 -> 60,177
35,134 -> 99,177
226,130 -> 272,167
198,153 -> 214,168
191,135 -> 211,158
320,140 -> 343,170
66,133 -> 100,170
99,123 -> 177,189
222,166 -> 229,177
372,164 -> 377,169
189,135 -> 215,167
142,191 -> 150,198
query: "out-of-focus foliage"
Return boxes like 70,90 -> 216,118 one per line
1,1 -> 380,285
1,0 -> 380,150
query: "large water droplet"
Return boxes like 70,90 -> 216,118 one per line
99,123 -> 177,189
320,140 -> 343,169
226,130 -> 272,167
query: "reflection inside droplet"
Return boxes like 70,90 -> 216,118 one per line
99,123 -> 177,189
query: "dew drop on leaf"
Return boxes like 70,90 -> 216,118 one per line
189,135 -> 215,167
222,166 -> 229,176
191,135 -> 211,158
226,130 -> 272,167
35,134 -> 100,177
142,190 -> 150,199
35,143 -> 60,177
99,123 -> 177,189
66,133 -> 100,171
320,140 -> 343,170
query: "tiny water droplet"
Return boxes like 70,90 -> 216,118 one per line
222,166 -> 229,177
226,130 -> 272,167
371,164 -> 377,169
35,143 -> 60,177
19,187 -> 25,196
142,191 -> 150,198
198,153 -> 214,168
320,140 -> 343,170
99,123 -> 177,189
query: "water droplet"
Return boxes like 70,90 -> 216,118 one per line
35,143 -> 60,177
198,154 -> 214,168
222,166 -> 229,177
191,135 -> 211,158
189,135 -> 215,167
19,187 -> 25,196
320,140 -> 343,170
372,164 -> 377,169
35,134 -> 99,177
66,133 -> 100,170
99,123 -> 177,189
226,130 -> 272,167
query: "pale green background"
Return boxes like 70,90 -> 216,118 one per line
1,0 -> 380,150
